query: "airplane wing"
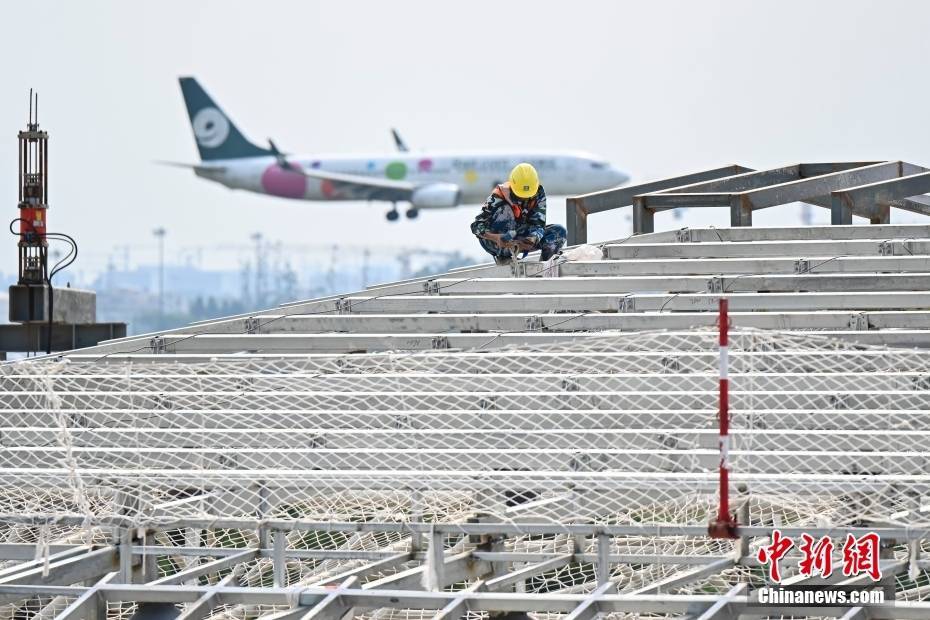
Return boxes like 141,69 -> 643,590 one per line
155,160 -> 228,174
284,163 -> 417,202
263,139 -> 417,202
286,162 -> 462,209
157,157 -> 410,200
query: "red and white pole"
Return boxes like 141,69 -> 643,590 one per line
709,297 -> 738,538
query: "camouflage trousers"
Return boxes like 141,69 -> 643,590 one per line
476,204 -> 567,261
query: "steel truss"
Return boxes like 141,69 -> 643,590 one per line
0,521 -> 929,618
566,160 -> 930,243
6,179 -> 930,619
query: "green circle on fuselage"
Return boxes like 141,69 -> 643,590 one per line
386,161 -> 407,180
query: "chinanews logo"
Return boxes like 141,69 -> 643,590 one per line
192,107 -> 230,148
751,529 -> 888,608
757,529 -> 882,583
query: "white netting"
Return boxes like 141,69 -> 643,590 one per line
4,325 -> 930,618
1,327 -> 929,531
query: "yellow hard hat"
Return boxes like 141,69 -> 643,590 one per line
509,163 -> 539,199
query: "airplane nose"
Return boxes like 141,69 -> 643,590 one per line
610,167 -> 630,186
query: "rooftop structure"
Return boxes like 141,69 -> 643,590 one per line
4,162 -> 930,617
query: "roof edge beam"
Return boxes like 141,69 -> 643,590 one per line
832,171 -> 930,224
737,160 -> 905,211
644,165 -> 801,200
633,162 -> 928,229
569,164 -> 751,214
566,165 -> 751,243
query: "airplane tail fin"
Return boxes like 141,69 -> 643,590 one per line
178,77 -> 271,161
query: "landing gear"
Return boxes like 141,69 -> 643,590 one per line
405,207 -> 419,219
386,207 -> 400,222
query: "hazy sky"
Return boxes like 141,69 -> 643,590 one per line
2,0 -> 930,276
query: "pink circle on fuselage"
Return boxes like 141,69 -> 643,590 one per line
261,163 -> 308,199
418,159 -> 433,173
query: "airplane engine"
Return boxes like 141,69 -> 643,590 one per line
410,183 -> 461,209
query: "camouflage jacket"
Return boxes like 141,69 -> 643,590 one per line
470,183 -> 548,243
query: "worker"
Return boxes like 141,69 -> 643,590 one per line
471,163 -> 567,265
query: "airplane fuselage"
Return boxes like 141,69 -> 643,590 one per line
196,150 -> 629,204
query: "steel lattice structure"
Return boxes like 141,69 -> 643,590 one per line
6,163 -> 930,618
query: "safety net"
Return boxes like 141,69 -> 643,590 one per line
0,327 -> 927,533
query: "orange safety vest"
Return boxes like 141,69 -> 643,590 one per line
493,182 -> 537,220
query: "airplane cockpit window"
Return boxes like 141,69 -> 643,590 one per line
590,162 -> 608,169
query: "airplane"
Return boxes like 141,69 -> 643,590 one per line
172,77 -> 630,221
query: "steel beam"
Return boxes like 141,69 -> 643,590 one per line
690,582 -> 745,619
2,521 -> 930,547
56,571 -> 119,620
119,529 -> 133,583
0,544 -> 82,561
109,546 -> 747,569
799,162 -> 888,177
832,171 -> 930,225
569,165 -> 751,215
563,580 -> 616,620
295,575 -> 356,620
635,161 -> 912,228
632,196 -> 654,234
174,568 -> 240,620
483,554 -> 573,592
734,161 -> 905,211
429,273 -> 930,295
565,165 -> 751,241
0,547 -> 120,602
666,222 -> 930,242
626,557 -> 735,595
559,255 -> 930,277
363,551 -> 491,591
50,314 -> 930,348
644,162 -> 880,210
86,290 -> 930,318
0,546 -> 90,581
273,530 -> 287,587
651,164 -> 802,195
425,530 -> 444,592
148,549 -> 257,586
605,238 -> 930,259
133,546 -> 394,561
261,576 -> 358,620
894,193 -> 930,216
596,534 -> 611,585
28,582 -> 930,618
58,307 -> 858,335
309,552 -> 412,586
435,579 -> 484,620
565,197 -> 588,245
